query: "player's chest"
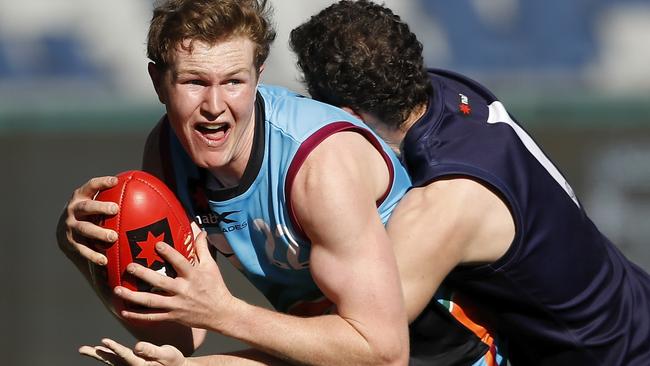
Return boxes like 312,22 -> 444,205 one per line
200,194 -> 312,279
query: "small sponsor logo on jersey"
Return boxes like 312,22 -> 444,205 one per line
188,180 -> 247,232
220,221 -> 249,233
125,217 -> 177,291
195,211 -> 248,233
459,93 -> 471,115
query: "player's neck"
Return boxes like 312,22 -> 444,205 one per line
400,101 -> 428,135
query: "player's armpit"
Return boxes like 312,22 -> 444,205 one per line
291,131 -> 409,365
385,185 -> 462,323
387,177 -> 515,320
422,177 -> 515,265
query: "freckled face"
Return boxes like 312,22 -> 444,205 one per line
154,37 -> 260,180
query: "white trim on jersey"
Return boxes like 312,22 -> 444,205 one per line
487,101 -> 580,207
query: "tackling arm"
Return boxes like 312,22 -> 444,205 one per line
288,131 -> 410,364
387,177 -> 515,322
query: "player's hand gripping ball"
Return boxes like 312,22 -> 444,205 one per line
90,170 -> 196,317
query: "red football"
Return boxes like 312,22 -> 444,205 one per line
90,170 -> 196,317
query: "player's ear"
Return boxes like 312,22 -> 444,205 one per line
148,62 -> 167,104
256,64 -> 265,83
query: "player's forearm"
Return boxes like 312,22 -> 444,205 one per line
208,297 -> 407,366
188,348 -> 288,366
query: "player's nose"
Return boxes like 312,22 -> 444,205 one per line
202,86 -> 226,117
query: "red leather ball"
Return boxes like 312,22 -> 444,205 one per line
90,170 -> 196,316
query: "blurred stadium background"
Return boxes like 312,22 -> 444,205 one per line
1,0 -> 649,364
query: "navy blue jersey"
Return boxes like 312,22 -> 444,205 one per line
401,69 -> 650,365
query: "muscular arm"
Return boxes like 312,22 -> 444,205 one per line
291,131 -> 409,364
184,131 -> 409,365
387,177 -> 515,322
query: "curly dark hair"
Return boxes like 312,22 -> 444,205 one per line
290,0 -> 432,129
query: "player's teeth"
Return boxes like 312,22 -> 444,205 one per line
200,124 -> 224,130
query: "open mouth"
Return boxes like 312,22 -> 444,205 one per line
196,122 -> 230,142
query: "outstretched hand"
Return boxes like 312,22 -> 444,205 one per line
114,231 -> 235,330
79,338 -> 186,366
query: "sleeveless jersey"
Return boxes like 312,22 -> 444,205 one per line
401,69 -> 650,365
151,84 -> 506,365
161,84 -> 411,312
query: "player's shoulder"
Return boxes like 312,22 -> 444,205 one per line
143,116 -> 166,145
258,83 -> 302,99
401,178 -> 489,211
140,116 -> 189,192
141,116 -> 168,178
258,83 -> 359,135
292,130 -> 390,214
405,69 -> 508,154
428,68 -> 499,104
300,131 -> 385,182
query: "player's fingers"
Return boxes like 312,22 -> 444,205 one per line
132,342 -> 158,360
193,231 -> 211,263
57,216 -> 108,265
73,198 -> 119,218
72,219 -> 118,245
79,345 -> 124,366
101,338 -> 144,366
78,345 -> 107,359
133,341 -> 183,364
120,308 -> 169,323
76,176 -> 119,198
73,240 -> 108,266
123,263 -> 176,291
155,242 -> 193,276
158,344 -> 185,363
115,285 -> 171,310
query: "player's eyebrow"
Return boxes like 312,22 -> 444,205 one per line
174,66 -> 250,80
173,68 -> 208,80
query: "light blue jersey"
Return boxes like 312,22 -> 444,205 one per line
161,84 -> 411,313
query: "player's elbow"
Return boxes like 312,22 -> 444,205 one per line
344,327 -> 408,366
368,333 -> 409,366
374,345 -> 409,366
